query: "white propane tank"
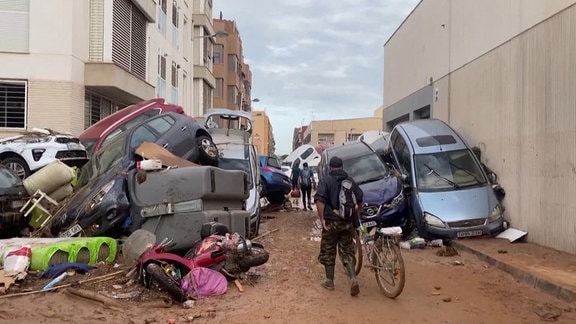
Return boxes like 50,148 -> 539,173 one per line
48,184 -> 74,202
23,160 -> 76,195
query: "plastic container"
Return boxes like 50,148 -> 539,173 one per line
136,159 -> 163,171
409,237 -> 426,249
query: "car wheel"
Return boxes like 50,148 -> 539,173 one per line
3,156 -> 31,179
196,135 -> 219,166
267,192 -> 285,205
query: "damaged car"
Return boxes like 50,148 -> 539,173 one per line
318,140 -> 410,231
204,108 -> 262,238
385,119 -> 507,240
0,164 -> 28,238
0,128 -> 88,179
50,112 -> 219,238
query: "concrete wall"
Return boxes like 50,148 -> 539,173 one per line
384,0 -> 576,253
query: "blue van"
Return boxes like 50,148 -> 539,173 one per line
386,119 -> 506,240
318,141 -> 409,230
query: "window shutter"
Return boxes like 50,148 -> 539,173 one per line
0,0 -> 29,53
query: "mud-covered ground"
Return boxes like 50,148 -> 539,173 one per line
1,207 -> 575,324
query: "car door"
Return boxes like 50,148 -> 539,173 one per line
144,114 -> 180,151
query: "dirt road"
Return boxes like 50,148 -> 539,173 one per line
1,209 -> 575,324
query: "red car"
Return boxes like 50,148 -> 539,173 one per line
80,98 -> 186,157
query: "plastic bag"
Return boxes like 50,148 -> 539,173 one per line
181,267 -> 228,300
3,245 -> 32,280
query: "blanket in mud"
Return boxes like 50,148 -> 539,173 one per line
180,267 -> 227,299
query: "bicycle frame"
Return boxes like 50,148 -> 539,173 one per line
356,224 -> 405,298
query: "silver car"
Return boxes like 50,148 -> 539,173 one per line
204,109 -> 262,238
386,119 -> 506,240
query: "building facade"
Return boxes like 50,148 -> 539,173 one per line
0,0 -> 217,139
300,107 -> 383,153
212,18 -> 253,112
191,0 -> 216,117
383,0 -> 576,253
252,110 -> 274,156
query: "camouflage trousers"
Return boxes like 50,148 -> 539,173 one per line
318,220 -> 356,267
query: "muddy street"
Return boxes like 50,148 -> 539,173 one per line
1,208 -> 575,324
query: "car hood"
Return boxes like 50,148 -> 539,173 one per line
418,185 -> 497,222
359,176 -> 401,205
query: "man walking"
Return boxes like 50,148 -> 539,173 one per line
299,162 -> 314,210
314,156 -> 363,296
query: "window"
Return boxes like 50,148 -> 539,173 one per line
157,54 -> 167,98
0,80 -> 26,129
171,1 -> 178,27
146,116 -> 173,134
0,0 -> 29,53
84,93 -> 124,129
203,80 -> 212,113
392,133 -> 411,175
130,125 -> 158,150
227,86 -> 237,105
300,148 -> 314,160
213,44 -> 223,64
215,78 -> 223,98
112,0 -> 146,79
158,0 -> 167,36
171,62 -> 178,87
228,54 -> 238,72
342,153 -> 388,185
317,133 -> 334,146
414,150 -> 487,191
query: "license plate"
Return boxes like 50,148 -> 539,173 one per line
457,230 -> 483,238
67,142 -> 81,150
59,224 -> 83,238
362,221 -> 377,228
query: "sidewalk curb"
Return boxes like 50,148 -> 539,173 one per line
452,241 -> 576,303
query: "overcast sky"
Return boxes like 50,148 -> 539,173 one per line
212,0 -> 420,155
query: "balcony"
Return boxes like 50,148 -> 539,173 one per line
131,0 -> 156,22
193,65 -> 216,88
85,63 -> 155,104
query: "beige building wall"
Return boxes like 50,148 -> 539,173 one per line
303,115 -> 382,148
384,0 -> 576,253
252,110 -> 274,156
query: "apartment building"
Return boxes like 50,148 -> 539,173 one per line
252,110 -> 274,156
0,0 -> 217,138
212,18 -> 253,112
191,0 -> 216,117
300,107 -> 383,153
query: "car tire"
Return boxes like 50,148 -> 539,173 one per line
196,135 -> 219,166
267,192 -> 285,205
3,156 -> 31,179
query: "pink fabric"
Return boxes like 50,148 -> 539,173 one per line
181,267 -> 228,299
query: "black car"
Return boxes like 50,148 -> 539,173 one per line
0,164 -> 29,238
318,140 -> 410,231
51,112 -> 219,238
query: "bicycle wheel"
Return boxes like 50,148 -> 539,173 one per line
353,231 -> 363,275
371,237 -> 405,298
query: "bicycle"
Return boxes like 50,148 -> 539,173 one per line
353,221 -> 406,298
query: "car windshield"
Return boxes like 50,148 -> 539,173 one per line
267,157 -> 281,169
0,167 -> 22,188
343,153 -> 389,185
81,138 -> 97,157
219,158 -> 253,188
414,149 -> 487,191
78,134 -> 128,187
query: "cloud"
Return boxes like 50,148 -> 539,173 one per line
213,0 -> 420,154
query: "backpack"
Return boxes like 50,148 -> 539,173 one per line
300,168 -> 312,187
337,178 -> 358,219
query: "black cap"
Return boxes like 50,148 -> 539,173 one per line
329,156 -> 343,168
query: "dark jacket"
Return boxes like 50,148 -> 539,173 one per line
314,169 -> 363,222
291,166 -> 301,186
